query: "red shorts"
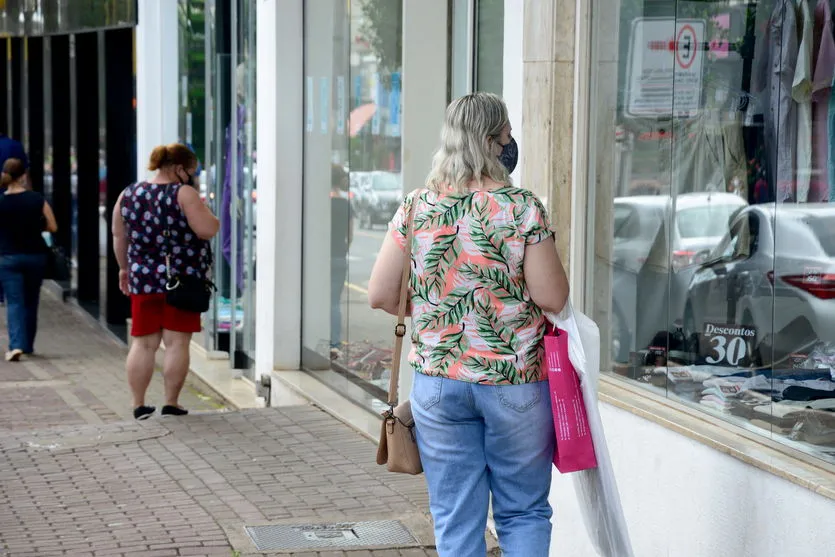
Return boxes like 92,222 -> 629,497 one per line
130,294 -> 202,337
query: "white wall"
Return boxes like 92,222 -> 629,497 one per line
135,0 -> 179,180
549,403 -> 835,556
255,0 -> 304,378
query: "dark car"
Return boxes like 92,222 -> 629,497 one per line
683,204 -> 835,367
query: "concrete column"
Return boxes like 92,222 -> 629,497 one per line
521,0 -> 576,269
135,0 -> 178,180
255,0 -> 304,377
399,0 -> 449,400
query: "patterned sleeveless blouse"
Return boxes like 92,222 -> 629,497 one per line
120,182 -> 211,295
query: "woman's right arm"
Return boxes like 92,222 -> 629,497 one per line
42,200 -> 58,233
178,185 -> 220,240
524,237 -> 570,315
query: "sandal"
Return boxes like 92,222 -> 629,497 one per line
161,405 -> 189,416
133,405 -> 156,420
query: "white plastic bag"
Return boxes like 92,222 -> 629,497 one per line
547,303 -> 634,557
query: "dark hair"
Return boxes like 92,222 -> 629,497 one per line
331,164 -> 349,191
1,158 -> 26,188
148,143 -> 198,172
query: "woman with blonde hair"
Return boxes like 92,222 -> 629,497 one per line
112,143 -> 219,420
0,158 -> 58,361
368,92 -> 569,556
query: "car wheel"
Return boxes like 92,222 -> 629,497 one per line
611,307 -> 630,364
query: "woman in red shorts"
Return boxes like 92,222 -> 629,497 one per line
112,144 -> 219,420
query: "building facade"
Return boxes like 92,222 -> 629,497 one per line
128,0 -> 835,555
0,1 -> 137,336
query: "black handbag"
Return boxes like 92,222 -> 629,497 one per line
45,245 -> 70,282
165,272 -> 216,313
162,186 -> 216,313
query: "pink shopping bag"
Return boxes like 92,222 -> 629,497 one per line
545,326 -> 598,473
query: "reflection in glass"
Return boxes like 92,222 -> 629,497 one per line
590,0 -> 835,462
302,0 -> 403,405
475,0 -> 504,95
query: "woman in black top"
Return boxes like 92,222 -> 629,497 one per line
0,158 -> 58,361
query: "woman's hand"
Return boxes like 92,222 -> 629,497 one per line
119,270 -> 130,296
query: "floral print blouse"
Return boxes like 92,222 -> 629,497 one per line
390,187 -> 553,385
121,182 -> 211,296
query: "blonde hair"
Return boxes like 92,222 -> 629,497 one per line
148,143 -> 198,172
426,92 -> 511,194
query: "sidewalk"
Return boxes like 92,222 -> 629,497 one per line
0,293 -> 438,556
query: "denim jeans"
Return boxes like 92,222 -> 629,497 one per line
411,373 -> 555,557
0,253 -> 47,353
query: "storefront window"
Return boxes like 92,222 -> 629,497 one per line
183,0 -> 257,376
302,0 -> 403,404
589,1 -> 835,463
475,0 -> 503,95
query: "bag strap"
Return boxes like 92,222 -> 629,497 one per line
387,197 -> 417,407
162,184 -> 175,281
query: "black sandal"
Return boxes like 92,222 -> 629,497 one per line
133,405 -> 156,420
161,405 -> 189,416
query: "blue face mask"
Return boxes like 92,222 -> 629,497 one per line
499,136 -> 518,174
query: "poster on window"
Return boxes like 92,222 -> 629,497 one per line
626,17 -> 706,119
700,322 -> 756,367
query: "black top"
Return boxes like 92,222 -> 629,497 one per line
0,190 -> 47,255
331,195 -> 351,258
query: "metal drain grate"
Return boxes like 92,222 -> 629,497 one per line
245,520 -> 417,550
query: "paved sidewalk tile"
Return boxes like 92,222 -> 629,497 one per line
0,295 -> 437,556
0,292 -> 227,431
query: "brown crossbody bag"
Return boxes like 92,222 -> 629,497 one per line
375,199 -> 422,475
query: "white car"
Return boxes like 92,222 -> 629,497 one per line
610,192 -> 748,362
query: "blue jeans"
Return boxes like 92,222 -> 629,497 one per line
411,373 -> 555,557
0,253 -> 46,353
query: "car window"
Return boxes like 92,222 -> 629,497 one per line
372,173 -> 401,191
613,205 -> 640,240
676,203 -> 742,239
774,213 -> 835,257
733,213 -> 758,259
797,215 -> 835,257
713,212 -> 758,261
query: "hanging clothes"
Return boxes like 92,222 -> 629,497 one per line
812,0 -> 835,200
752,0 -> 799,202
792,0 -> 815,202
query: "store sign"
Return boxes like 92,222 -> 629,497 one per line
626,18 -> 706,119
701,322 -> 756,367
